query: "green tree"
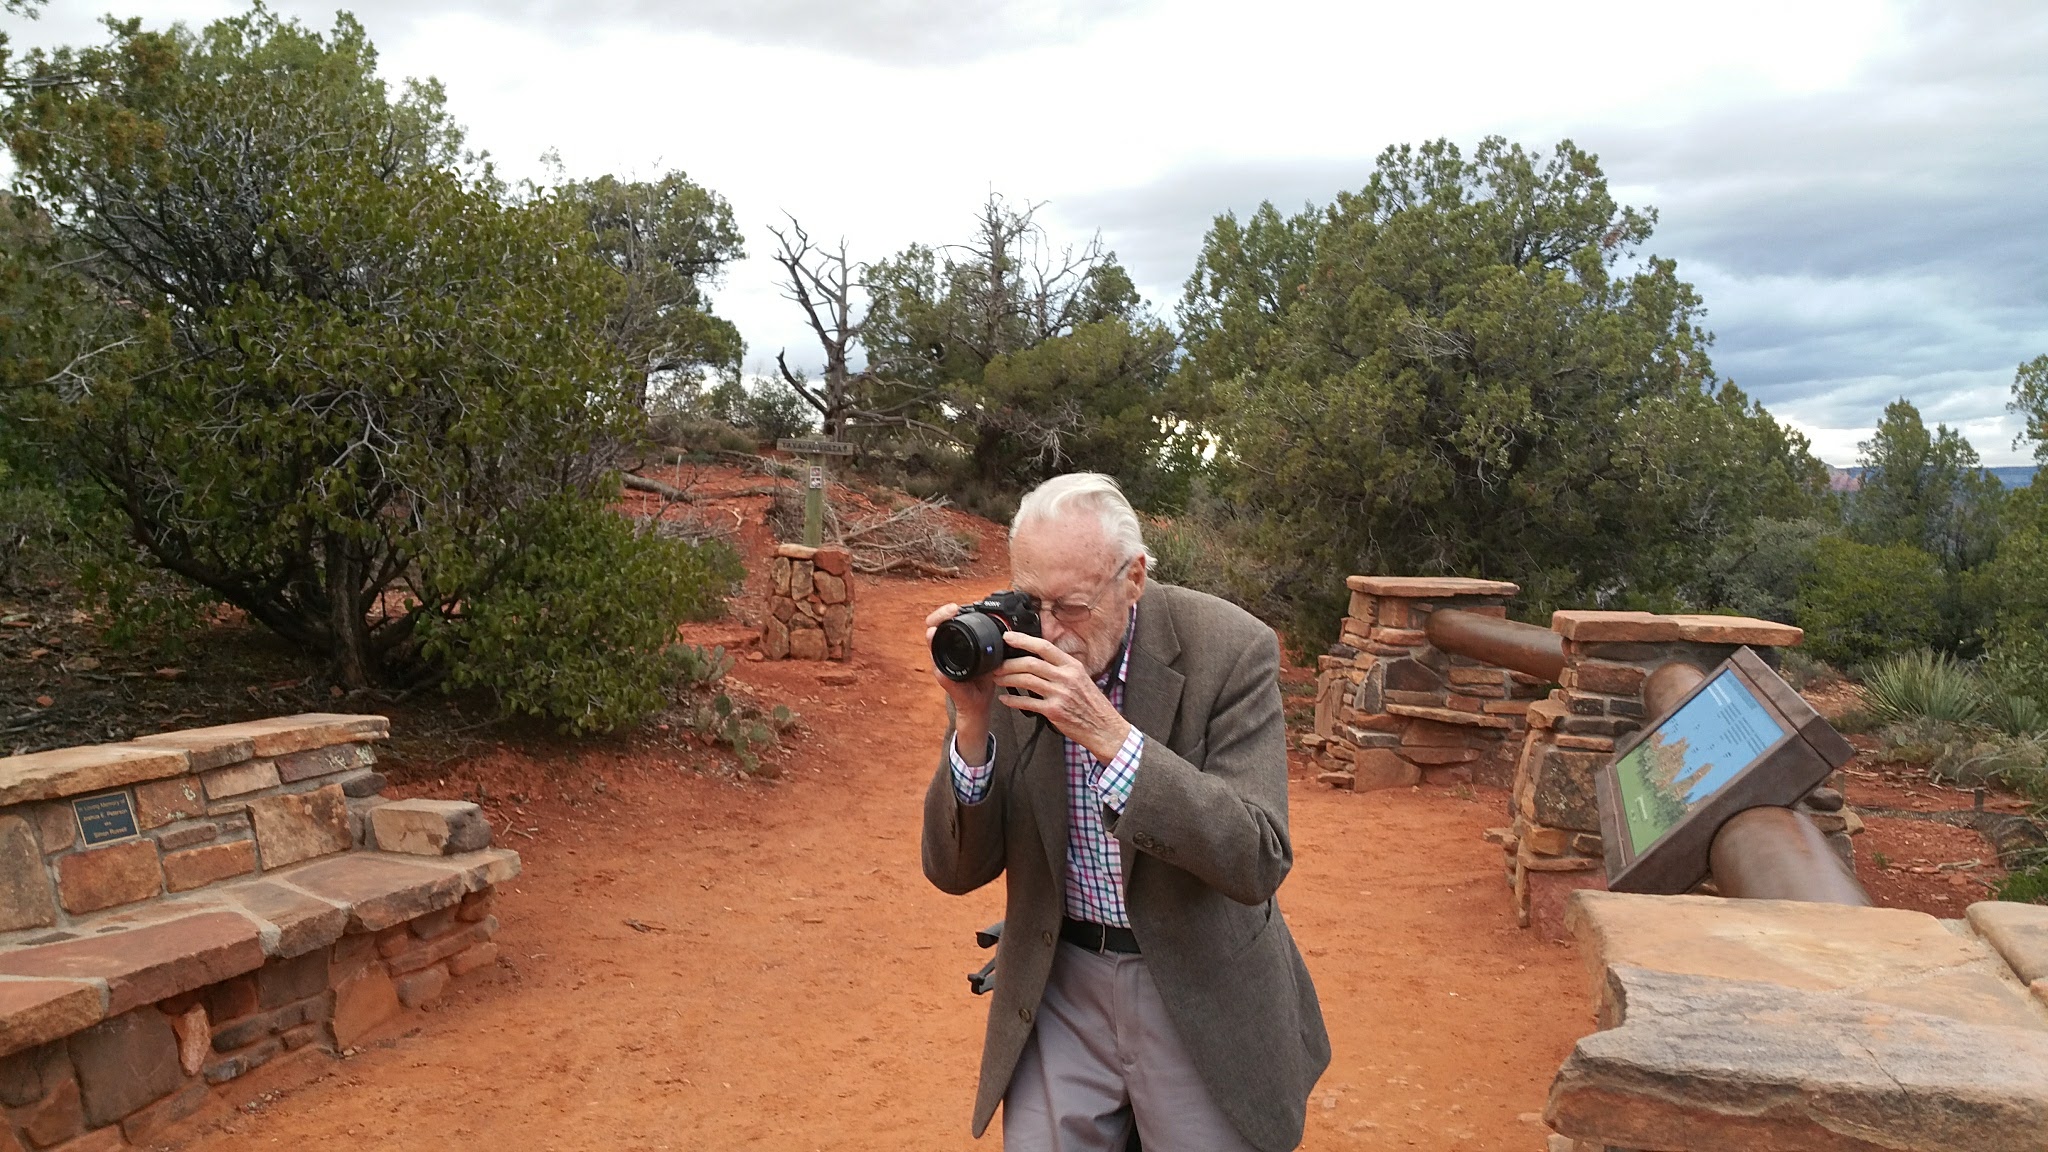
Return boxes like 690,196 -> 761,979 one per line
554,169 -> 745,408
1849,398 -> 2004,572
862,194 -> 1195,511
1980,422 -> 2048,703
1181,137 -> 1824,634
3,9 -> 734,727
1,0 -> 45,81
2013,354 -> 2048,464
1846,399 -> 2005,652
1796,537 -> 1946,667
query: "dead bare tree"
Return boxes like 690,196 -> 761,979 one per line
768,214 -> 954,443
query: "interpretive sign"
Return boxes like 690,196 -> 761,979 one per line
72,791 -> 139,846
1595,646 -> 1853,894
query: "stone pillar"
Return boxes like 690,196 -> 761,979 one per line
761,543 -> 854,662
1307,576 -> 1541,792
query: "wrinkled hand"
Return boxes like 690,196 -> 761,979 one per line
926,603 -> 996,765
994,631 -> 1132,764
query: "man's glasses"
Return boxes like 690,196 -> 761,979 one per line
1026,557 -> 1135,626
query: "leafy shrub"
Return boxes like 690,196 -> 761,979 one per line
1688,516 -> 1832,623
1986,626 -> 2048,721
1778,648 -> 1842,692
1878,719 -> 2047,789
421,496 -> 744,733
736,380 -> 815,442
1995,860 -> 2048,905
1797,538 -> 1945,666
0,477 -> 72,591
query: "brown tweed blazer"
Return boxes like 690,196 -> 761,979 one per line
922,582 -> 1330,1152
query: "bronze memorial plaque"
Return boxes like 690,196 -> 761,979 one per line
1595,646 -> 1853,895
72,790 -> 141,846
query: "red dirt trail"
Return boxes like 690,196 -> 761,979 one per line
166,556 -> 1593,1151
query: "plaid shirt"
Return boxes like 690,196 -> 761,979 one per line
949,606 -> 1144,927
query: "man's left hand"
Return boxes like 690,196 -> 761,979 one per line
993,631 -> 1132,764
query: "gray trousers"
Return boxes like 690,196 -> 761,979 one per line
1001,943 -> 1259,1152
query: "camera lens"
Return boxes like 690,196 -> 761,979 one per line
932,612 -> 1007,681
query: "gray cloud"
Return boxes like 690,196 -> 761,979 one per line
1063,0 -> 2048,462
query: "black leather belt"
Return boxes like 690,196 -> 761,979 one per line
1061,917 -> 1140,954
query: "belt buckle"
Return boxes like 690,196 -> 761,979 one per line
1089,923 -> 1107,954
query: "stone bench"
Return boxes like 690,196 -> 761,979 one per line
0,715 -> 520,1149
1544,890 -> 2048,1152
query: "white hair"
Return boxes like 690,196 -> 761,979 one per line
1010,473 -> 1155,567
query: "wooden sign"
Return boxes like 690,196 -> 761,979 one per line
1595,647 -> 1853,894
776,438 -> 855,456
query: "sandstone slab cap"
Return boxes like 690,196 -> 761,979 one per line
1659,614 -> 1804,646
211,880 -> 347,959
129,713 -> 388,760
1384,703 -> 1516,730
369,799 -> 492,856
1967,901 -> 2048,985
1346,575 -> 1519,598
271,849 -> 517,933
0,744 -> 189,807
0,976 -> 105,1058
1565,890 -> 2047,1029
1549,890 -> 2048,1152
125,729 -> 254,772
1547,964 -> 2048,1152
0,910 -> 265,1018
1550,610 -> 1803,646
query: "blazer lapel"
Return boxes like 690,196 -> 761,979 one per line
1016,710 -> 1069,893
1117,591 -> 1184,886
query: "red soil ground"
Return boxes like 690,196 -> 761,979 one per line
87,464 -> 2018,1152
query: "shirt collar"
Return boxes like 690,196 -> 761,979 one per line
1096,603 -> 1139,690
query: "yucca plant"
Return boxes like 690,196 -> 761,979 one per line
1858,649 -> 1987,727
1986,692 -> 2048,738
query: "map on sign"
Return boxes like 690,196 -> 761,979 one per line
1612,669 -> 1788,857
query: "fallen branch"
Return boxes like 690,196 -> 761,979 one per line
624,474 -> 782,502
624,474 -> 692,500
855,557 -> 961,577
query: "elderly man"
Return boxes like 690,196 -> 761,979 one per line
922,472 -> 1328,1152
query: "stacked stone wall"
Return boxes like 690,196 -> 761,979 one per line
0,715 -> 519,1148
1498,613 -> 1815,936
1306,577 -> 1541,792
761,543 -> 854,661
1318,582 -> 1862,940
0,716 -> 391,934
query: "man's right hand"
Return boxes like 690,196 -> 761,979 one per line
926,602 -> 996,766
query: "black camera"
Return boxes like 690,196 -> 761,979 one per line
931,590 -> 1041,682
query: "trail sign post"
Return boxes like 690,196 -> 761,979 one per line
777,437 -> 855,548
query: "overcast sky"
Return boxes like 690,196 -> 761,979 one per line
10,0 -> 2045,465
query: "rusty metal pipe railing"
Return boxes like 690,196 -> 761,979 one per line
1642,661 -> 1708,719
1424,608 -> 1567,682
1709,806 -> 1873,906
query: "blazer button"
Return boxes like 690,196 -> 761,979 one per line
1135,832 -> 1156,849
1018,1007 -> 1033,1024
1041,931 -> 1054,946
